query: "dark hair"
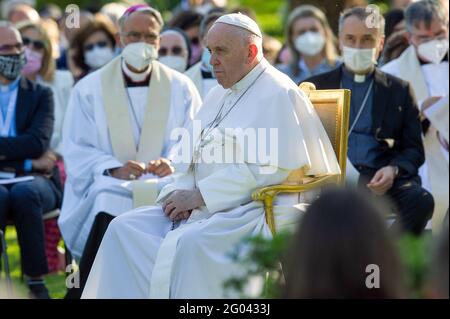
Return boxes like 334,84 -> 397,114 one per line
381,30 -> 409,64
405,0 -> 448,32
168,10 -> 204,31
199,12 -> 223,40
70,18 -> 117,73
161,27 -> 192,69
384,9 -> 405,39
283,188 -> 405,299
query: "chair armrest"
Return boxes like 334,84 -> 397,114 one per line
252,174 -> 339,235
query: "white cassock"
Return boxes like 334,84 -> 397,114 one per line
59,57 -> 202,259
82,58 -> 340,299
382,45 -> 449,232
185,62 -> 218,99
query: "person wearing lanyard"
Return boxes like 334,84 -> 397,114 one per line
0,21 -> 62,299
306,7 -> 434,235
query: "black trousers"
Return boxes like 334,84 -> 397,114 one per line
0,176 -> 61,277
65,212 -> 114,299
357,167 -> 434,235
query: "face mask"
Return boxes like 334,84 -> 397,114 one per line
121,42 -> 158,71
417,39 -> 449,65
85,46 -> 115,69
190,44 -> 202,65
294,32 -> 326,56
0,52 -> 26,80
201,48 -> 214,74
21,48 -> 43,76
342,46 -> 377,73
159,56 -> 188,72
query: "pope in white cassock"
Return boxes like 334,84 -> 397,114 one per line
382,0 -> 449,232
82,13 -> 340,298
58,5 -> 202,260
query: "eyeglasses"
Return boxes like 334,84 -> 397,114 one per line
0,43 -> 23,52
84,41 -> 109,52
22,37 -> 46,50
158,46 -> 184,56
123,31 -> 158,43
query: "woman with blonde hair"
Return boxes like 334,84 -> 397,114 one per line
278,5 -> 340,84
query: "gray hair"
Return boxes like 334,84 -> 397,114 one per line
405,0 -> 448,32
118,7 -> 164,32
339,6 -> 385,36
233,26 -> 263,60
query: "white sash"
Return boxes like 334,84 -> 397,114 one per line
101,57 -> 172,207
395,45 -> 449,233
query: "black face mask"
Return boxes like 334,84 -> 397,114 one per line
0,52 -> 26,81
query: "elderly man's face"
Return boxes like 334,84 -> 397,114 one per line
120,12 -> 161,49
206,23 -> 250,89
0,27 -> 23,56
339,15 -> 385,58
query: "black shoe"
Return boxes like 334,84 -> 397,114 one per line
28,280 -> 51,299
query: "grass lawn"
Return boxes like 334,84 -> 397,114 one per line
1,227 -> 67,299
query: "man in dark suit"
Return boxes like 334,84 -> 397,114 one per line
305,7 -> 434,235
0,22 -> 62,298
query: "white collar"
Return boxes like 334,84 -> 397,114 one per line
121,59 -> 152,82
230,58 -> 268,93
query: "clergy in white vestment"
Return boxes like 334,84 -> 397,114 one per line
58,4 -> 202,260
185,12 -> 222,99
382,0 -> 449,233
82,13 -> 340,299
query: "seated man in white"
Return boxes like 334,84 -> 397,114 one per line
58,5 -> 201,266
82,13 -> 340,299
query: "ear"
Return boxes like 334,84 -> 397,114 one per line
378,35 -> 385,55
248,43 -> 258,63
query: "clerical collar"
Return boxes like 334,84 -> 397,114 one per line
230,58 -> 268,92
121,59 -> 152,84
342,65 -> 374,84
0,77 -> 20,94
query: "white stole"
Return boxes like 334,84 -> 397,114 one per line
395,45 -> 449,233
101,57 -> 172,207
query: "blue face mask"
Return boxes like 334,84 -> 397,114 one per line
201,48 -> 214,76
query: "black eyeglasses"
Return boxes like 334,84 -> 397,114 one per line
158,46 -> 184,56
84,41 -> 108,52
22,37 -> 46,50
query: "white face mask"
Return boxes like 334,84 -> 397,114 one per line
294,32 -> 326,56
417,39 -> 449,65
342,46 -> 377,73
84,47 -> 115,69
158,56 -> 188,72
121,42 -> 158,71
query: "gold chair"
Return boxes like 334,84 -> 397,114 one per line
252,82 -> 351,235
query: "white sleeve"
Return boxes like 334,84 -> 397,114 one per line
197,163 -> 290,213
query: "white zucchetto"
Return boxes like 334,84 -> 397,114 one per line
213,13 -> 263,38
